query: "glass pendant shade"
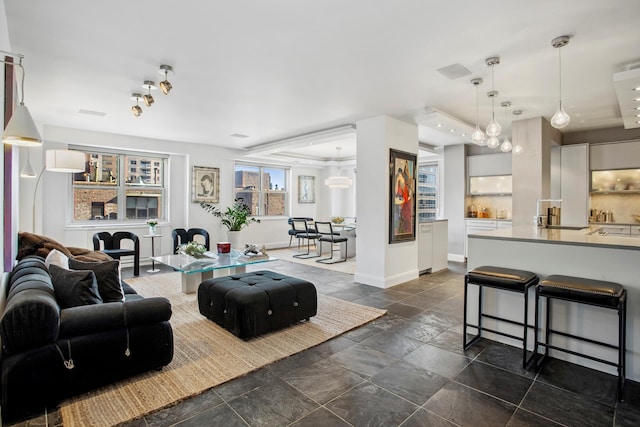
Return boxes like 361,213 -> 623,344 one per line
550,103 -> 570,128
486,118 -> 501,137
486,136 -> 500,149
471,124 -> 486,145
500,136 -> 512,152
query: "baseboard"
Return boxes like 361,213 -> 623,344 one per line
448,253 -> 466,263
354,269 -> 419,289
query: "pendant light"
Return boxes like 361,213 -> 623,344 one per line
1,52 -> 42,146
550,35 -> 571,129
486,92 -> 500,148
20,147 -> 37,178
500,101 -> 512,152
485,57 -> 501,138
325,146 -> 353,189
470,78 -> 486,145
512,110 -> 524,154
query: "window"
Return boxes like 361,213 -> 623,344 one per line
234,163 -> 288,216
71,149 -> 167,223
417,163 -> 438,222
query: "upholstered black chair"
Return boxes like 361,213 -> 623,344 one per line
315,221 -> 348,264
188,228 -> 210,250
172,228 -> 211,253
171,228 -> 189,253
287,217 -> 314,247
92,231 -> 140,276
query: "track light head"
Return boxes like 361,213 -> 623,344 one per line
158,65 -> 174,95
131,93 -> 143,117
142,81 -> 156,106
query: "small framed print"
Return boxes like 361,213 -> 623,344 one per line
192,166 -> 220,203
298,175 -> 316,204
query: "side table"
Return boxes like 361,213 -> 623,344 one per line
143,234 -> 162,273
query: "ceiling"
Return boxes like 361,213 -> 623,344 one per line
4,1 -> 640,162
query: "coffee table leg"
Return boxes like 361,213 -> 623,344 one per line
181,272 -> 201,294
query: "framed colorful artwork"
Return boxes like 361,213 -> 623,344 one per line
298,175 -> 316,203
192,166 -> 220,203
389,148 -> 417,243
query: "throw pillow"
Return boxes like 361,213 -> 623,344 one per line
45,248 -> 69,269
49,264 -> 103,308
68,259 -> 125,303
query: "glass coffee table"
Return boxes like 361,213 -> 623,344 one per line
152,249 -> 277,294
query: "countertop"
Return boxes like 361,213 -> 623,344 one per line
420,219 -> 448,223
465,217 -> 512,221
590,222 -> 640,227
468,225 -> 640,251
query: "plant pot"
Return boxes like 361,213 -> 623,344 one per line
148,225 -> 157,235
227,230 -> 243,250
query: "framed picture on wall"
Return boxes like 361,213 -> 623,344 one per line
298,175 -> 316,203
389,148 -> 417,243
192,166 -> 220,203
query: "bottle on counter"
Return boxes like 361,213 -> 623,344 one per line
468,204 -> 477,218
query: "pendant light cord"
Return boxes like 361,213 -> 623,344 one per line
491,65 -> 496,120
558,47 -> 563,108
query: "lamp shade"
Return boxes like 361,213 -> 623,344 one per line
2,104 -> 42,146
46,149 -> 85,172
325,175 -> 353,189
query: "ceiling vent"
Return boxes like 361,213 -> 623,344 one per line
613,66 -> 640,129
436,63 -> 471,80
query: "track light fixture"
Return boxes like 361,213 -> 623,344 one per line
142,81 -> 156,106
131,93 -> 143,117
158,65 -> 174,95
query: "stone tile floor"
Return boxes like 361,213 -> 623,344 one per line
9,260 -> 640,426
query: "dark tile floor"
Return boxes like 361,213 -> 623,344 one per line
9,260 -> 640,427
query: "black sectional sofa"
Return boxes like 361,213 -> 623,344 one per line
0,256 -> 174,421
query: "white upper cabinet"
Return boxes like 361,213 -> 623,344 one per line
590,140 -> 640,170
467,153 -> 512,177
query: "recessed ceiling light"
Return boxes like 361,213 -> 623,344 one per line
461,132 -> 467,136
449,128 -> 455,132
634,86 -> 640,91
634,97 -> 640,101
436,123 -> 443,128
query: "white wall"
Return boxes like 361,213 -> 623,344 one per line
20,125 -> 333,265
1,0 -> 11,310
443,144 -> 466,261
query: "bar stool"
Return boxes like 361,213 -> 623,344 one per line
464,266 -> 539,368
535,275 -> 626,400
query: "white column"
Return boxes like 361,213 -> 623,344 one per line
355,116 -> 419,288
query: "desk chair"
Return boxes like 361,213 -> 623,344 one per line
93,231 -> 140,276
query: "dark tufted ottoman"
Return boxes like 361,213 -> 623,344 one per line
197,271 -> 317,339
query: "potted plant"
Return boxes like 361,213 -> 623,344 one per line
146,218 -> 158,235
200,199 -> 260,248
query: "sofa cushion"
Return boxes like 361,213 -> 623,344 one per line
68,259 -> 124,303
45,249 -> 69,269
49,264 -> 103,308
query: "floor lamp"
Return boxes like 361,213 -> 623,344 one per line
32,149 -> 85,232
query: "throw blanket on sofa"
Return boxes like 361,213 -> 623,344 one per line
17,231 -> 112,262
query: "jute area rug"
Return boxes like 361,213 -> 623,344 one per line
60,272 -> 386,426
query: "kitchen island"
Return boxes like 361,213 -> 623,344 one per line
467,225 -> 640,381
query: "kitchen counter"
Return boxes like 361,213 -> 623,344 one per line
470,225 -> 640,251
467,225 -> 640,381
465,217 -> 512,221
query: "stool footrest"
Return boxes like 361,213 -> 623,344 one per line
546,329 -> 619,351
481,313 -> 526,328
537,343 -> 618,368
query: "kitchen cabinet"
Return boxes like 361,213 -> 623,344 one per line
631,225 -> 640,235
468,153 -> 512,177
551,144 -> 589,227
590,140 -> 640,171
418,220 -> 448,273
591,169 -> 640,193
464,219 -> 512,258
